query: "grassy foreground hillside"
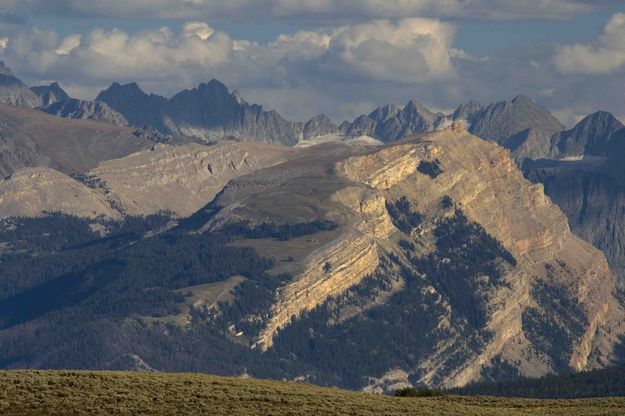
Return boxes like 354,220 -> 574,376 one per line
1,371 -> 625,415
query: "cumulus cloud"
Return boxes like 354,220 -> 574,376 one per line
0,0 -> 607,21
2,24 -> 233,87
554,13 -> 625,75
263,19 -> 457,83
324,19 -> 456,83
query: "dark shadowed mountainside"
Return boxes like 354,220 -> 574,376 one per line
0,103 -> 151,177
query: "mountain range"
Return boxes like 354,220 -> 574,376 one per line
1,62 -> 625,392
2,60 -> 620,165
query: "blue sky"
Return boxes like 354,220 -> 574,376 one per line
1,1 -> 625,126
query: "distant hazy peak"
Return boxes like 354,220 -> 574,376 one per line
306,113 -> 333,124
551,110 -> 625,157
0,63 -> 41,108
576,110 -> 623,127
0,61 -> 13,77
303,114 -> 338,139
469,95 -> 564,143
404,99 -> 433,113
511,94 -> 534,104
200,79 -> 228,90
98,82 -> 151,99
31,82 -> 71,106
452,100 -> 483,121
368,104 -> 401,122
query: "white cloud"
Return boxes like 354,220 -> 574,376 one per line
182,22 -> 215,40
0,0 -> 606,21
554,13 -> 625,75
54,34 -> 81,55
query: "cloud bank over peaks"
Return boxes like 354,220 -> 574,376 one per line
0,18 -> 460,107
3,9 -> 625,126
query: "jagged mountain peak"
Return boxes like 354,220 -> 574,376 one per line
343,100 -> 444,142
96,82 -> 168,131
171,80 -> 236,106
201,127 -> 621,386
185,79 -> 232,99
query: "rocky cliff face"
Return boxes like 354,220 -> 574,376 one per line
90,141 -> 295,216
334,125 -> 618,386
525,154 -> 625,288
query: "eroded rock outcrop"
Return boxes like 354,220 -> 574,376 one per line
89,141 -> 296,216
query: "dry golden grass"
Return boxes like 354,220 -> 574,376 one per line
0,370 -> 624,415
